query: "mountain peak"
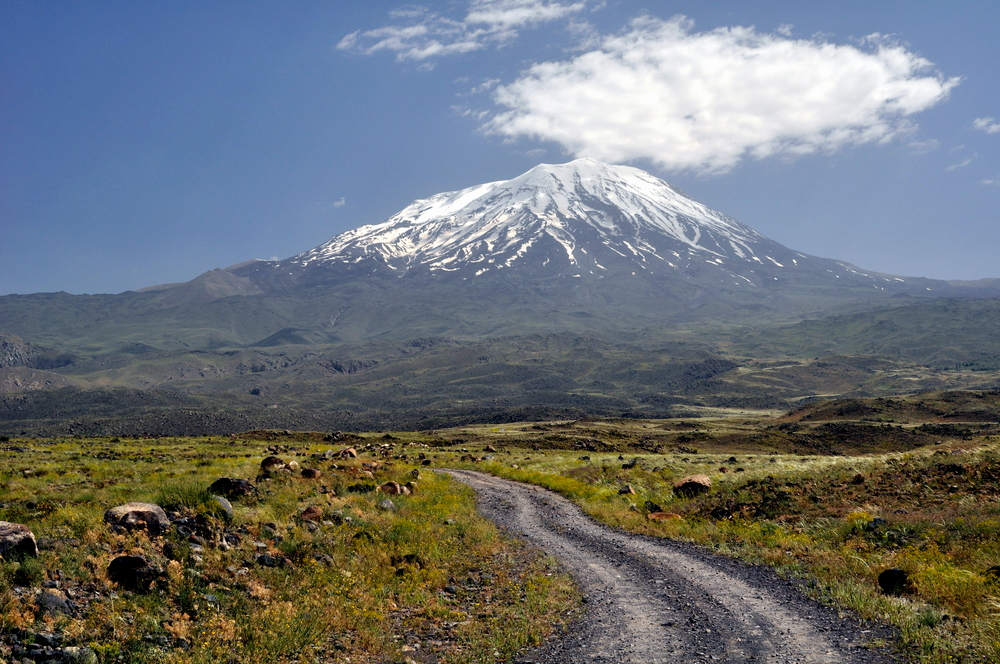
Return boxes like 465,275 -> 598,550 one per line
292,158 -> 786,281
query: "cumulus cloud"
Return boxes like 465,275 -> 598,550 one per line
973,117 -> 1000,134
486,16 -> 960,173
338,0 -> 587,61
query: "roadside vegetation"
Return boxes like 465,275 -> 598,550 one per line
446,437 -> 1000,662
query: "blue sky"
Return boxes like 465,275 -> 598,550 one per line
2,1 -> 998,295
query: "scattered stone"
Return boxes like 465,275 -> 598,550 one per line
301,468 -> 322,479
286,460 -> 300,471
0,520 -> 38,558
259,456 -> 286,472
37,590 -> 75,617
379,481 -> 405,495
648,512 -> 683,521
644,500 -> 663,513
299,506 -> 323,523
61,646 -> 98,664
878,568 -> 910,595
485,445 -> 498,453
404,481 -> 418,495
255,553 -> 286,568
347,483 -> 376,494
618,485 -> 637,495
719,466 -> 729,474
103,502 -> 171,536
850,473 -> 866,485
338,447 -> 358,459
378,499 -> 396,511
727,456 -> 738,464
208,477 -> 256,499
210,495 -> 234,521
673,475 -> 712,498
107,555 -> 162,593
409,469 -> 420,479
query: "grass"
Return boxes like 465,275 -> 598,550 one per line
0,435 -> 579,664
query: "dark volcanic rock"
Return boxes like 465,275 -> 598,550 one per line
878,568 -> 910,595
208,477 -> 256,499
107,555 -> 162,592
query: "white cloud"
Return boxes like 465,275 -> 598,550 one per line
973,117 -> 1000,134
338,0 -> 588,62
981,177 -> 999,187
945,156 -> 975,171
486,16 -> 960,173
907,139 -> 939,155
332,197 -> 346,208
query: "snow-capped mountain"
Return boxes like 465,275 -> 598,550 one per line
286,158 -> 905,291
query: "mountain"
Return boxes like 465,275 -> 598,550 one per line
239,158 -> 948,297
2,158 -> 1000,434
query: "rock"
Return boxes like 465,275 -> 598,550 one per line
208,477 -> 256,499
103,502 -> 171,537
404,481 -> 418,495
260,456 -> 286,472
618,485 -> 637,495
878,568 -> 910,595
347,483 -> 376,493
255,553 -> 286,568
485,445 -> 498,453
644,500 -> 663,513
727,456 -> 738,464
378,499 -> 396,511
379,481 -> 404,495
286,460 -> 300,471
210,495 -> 234,521
673,475 -> 712,498
60,646 -> 98,664
301,468 -> 322,479
107,555 -> 162,593
0,520 -> 38,558
409,469 -> 420,479
338,447 -> 358,459
648,512 -> 683,521
37,590 -> 75,617
850,473 -> 866,485
299,506 -> 323,523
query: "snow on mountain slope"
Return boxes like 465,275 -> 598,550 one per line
288,158 -> 910,291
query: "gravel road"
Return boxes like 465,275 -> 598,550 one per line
446,469 -> 898,664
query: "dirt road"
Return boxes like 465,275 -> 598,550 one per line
446,469 -> 897,664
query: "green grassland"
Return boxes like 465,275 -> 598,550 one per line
0,435 -> 579,664
4,392 -> 1000,662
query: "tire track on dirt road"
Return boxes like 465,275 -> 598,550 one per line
446,469 -> 897,664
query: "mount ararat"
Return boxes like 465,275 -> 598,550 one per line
2,159 -> 999,435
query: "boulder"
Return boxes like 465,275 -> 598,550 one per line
0,520 -> 38,558
378,499 -> 396,511
644,500 -> 663,513
409,469 -> 420,479
878,568 -> 910,595
208,477 -> 256,499
104,502 -> 171,536
618,485 -> 637,495
379,481 -> 404,495
286,460 -> 300,471
338,447 -> 358,459
301,468 -> 322,479
260,456 -> 286,472
299,506 -> 323,523
648,512 -> 684,522
210,495 -> 234,521
37,590 -> 75,617
485,445 -> 498,453
61,646 -> 98,664
673,475 -> 712,498
107,555 -> 162,592
404,481 -> 418,495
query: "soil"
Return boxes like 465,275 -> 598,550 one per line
447,469 -> 899,664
